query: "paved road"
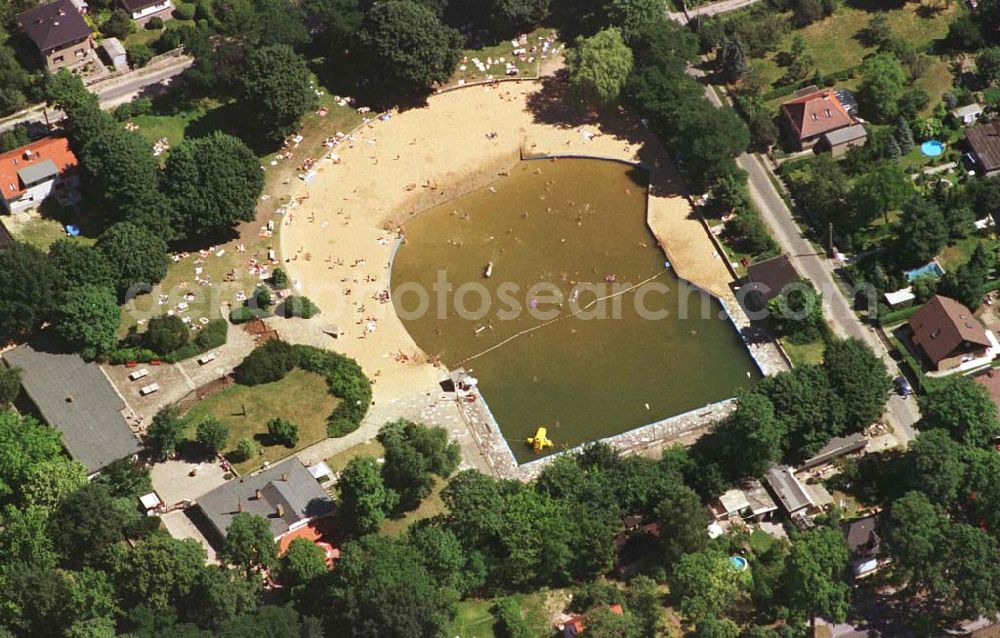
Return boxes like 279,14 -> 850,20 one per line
699,78 -> 921,444
668,0 -> 764,24
0,55 -> 192,134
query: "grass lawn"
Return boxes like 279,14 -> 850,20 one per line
183,369 -> 338,474
938,236 -> 996,272
447,590 -> 564,638
6,216 -> 73,250
324,440 -> 385,473
119,91 -> 362,338
781,337 -> 826,366
753,3 -> 956,104
381,476 -> 448,535
450,28 -> 559,85
749,528 -> 778,554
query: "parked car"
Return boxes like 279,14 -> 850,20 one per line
894,375 -> 914,397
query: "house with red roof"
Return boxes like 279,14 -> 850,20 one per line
908,295 -> 995,372
0,137 -> 80,214
780,87 -> 857,151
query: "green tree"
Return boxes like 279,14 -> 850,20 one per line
939,243 -> 995,309
238,45 -> 316,146
358,0 -> 463,95
54,285 -> 120,359
234,339 -> 298,385
584,606 -> 643,638
906,428 -> 967,507
767,285 -> 826,344
0,411 -> 64,501
822,338 -> 891,430
671,107 -> 749,192
127,43 -> 153,68
338,456 -> 398,535
102,9 -> 134,38
942,524 -> 1000,621
214,0 -> 309,47
407,524 -> 483,596
494,596 -> 532,638
487,0 -> 550,36
96,223 -> 170,298
0,366 -> 21,408
325,534 -> 458,638
859,52 -> 908,122
977,47 -> 1000,86
147,405 -> 186,460
52,483 -> 147,562
715,392 -> 784,478
0,242 -> 66,341
21,457 -> 87,512
603,0 -> 666,42
182,565 -> 260,630
884,490 -> 952,598
671,549 -> 747,624
862,13 -> 893,48
655,484 -> 708,566
266,417 -> 299,447
195,418 -> 230,456
163,132 -> 264,236
894,116 -> 915,154
695,617 -> 741,638
0,504 -> 58,569
107,532 -> 206,611
626,575 -> 664,637
756,365 -> 846,460
378,419 -> 461,509
280,537 -> 327,588
221,512 -> 277,572
894,196 -> 948,267
49,240 -> 115,291
782,526 -> 850,634
719,37 -> 748,83
848,161 -> 914,227
230,437 -> 260,463
919,375 -> 1000,447
145,314 -> 190,355
785,35 -> 815,81
566,28 -> 634,107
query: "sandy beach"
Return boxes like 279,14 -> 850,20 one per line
279,78 -> 736,451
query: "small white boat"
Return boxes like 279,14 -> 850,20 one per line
484,261 -> 494,278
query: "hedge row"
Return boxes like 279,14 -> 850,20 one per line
105,319 -> 228,364
293,344 -> 372,437
761,65 -> 859,103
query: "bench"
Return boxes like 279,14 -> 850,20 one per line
129,368 -> 150,381
197,352 -> 217,366
139,383 -> 160,397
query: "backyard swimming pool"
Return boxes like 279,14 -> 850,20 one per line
905,260 -> 945,282
921,140 -> 945,157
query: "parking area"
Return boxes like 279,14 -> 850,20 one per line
151,458 -> 229,505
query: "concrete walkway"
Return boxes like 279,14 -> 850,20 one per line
667,0 -> 764,24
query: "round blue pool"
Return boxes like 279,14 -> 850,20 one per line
729,556 -> 749,572
921,140 -> 945,157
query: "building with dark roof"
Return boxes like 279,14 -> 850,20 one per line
841,515 -> 882,578
740,254 -> 803,313
17,0 -> 93,72
800,432 -> 867,470
781,87 -> 855,151
197,458 -> 335,541
908,295 -> 993,372
2,343 -> 141,475
965,121 -> 1000,177
820,123 -> 868,157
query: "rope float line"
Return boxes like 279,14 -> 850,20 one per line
454,268 -> 670,366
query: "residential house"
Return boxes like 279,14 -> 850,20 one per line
2,343 -> 143,476
17,0 -> 94,72
841,515 -> 883,578
908,295 -> 993,372
965,122 -> 1000,177
800,432 -> 867,470
765,465 -> 832,520
0,137 -> 80,213
557,605 -> 624,637
196,458 -> 335,544
819,123 -> 867,157
740,254 -> 803,313
780,87 -> 855,151
953,103 -> 985,126
118,0 -> 173,22
712,480 -> 778,523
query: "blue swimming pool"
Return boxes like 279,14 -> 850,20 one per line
905,261 -> 945,282
921,140 -> 945,157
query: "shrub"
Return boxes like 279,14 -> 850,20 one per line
278,296 -> 320,319
196,417 -> 229,455
252,285 -> 273,310
234,339 -> 298,386
195,319 -> 227,349
105,347 -> 160,364
293,345 -> 371,437
102,9 -> 134,39
146,16 -> 164,30
229,306 -> 256,324
267,418 -> 299,447
230,437 -> 260,463
173,2 -> 196,20
494,597 -> 532,638
127,44 -> 154,69
145,314 -> 190,354
270,268 -> 289,289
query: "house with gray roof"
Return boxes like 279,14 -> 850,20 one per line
196,458 -> 335,541
3,343 -> 141,475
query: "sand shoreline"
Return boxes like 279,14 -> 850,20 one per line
278,79 -> 748,468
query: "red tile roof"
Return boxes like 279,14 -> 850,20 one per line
0,137 -> 78,202
908,295 -> 991,366
782,89 -> 854,141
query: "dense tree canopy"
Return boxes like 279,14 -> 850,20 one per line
567,28 -> 635,107
919,375 -> 1000,447
96,223 -> 170,298
0,242 -> 66,341
238,45 -> 316,146
54,285 -> 121,360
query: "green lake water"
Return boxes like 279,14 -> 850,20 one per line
391,158 -> 759,462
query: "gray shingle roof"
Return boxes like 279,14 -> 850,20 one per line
17,159 -> 58,187
822,124 -> 867,147
197,458 -> 334,539
17,0 -> 92,53
3,344 -> 141,474
765,465 -> 814,516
